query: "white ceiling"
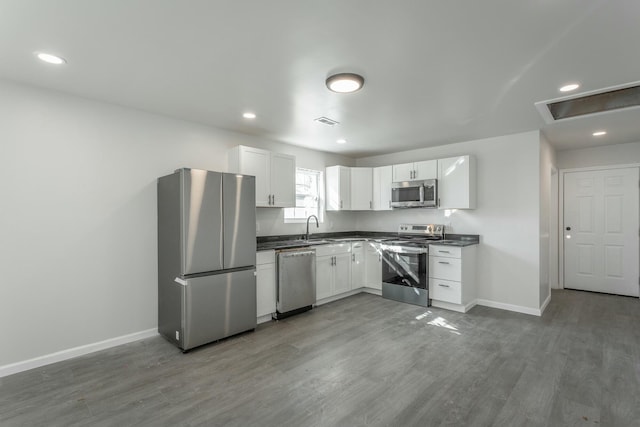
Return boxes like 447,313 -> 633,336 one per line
1,0 -> 639,157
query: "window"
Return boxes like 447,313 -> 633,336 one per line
284,168 -> 323,222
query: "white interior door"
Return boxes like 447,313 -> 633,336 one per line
564,168 -> 639,297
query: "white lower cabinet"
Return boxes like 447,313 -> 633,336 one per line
256,250 -> 276,320
315,244 -> 352,301
364,242 -> 382,290
351,241 -> 366,288
429,245 -> 476,313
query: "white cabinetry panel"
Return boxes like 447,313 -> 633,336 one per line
228,145 -> 295,208
437,155 -> 476,209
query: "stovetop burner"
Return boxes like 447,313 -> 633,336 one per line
392,223 -> 445,245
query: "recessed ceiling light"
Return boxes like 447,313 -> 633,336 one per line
326,73 -> 365,93
559,83 -> 580,92
592,130 -> 607,136
35,52 -> 66,65
336,139 -> 347,144
242,112 -> 256,119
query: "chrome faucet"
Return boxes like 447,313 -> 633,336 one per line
305,215 -> 319,240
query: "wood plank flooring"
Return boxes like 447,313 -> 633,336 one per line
1,289 -> 639,426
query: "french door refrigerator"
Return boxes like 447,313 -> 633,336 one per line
157,168 -> 256,351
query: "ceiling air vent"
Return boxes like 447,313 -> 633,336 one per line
314,116 -> 339,126
535,81 -> 640,123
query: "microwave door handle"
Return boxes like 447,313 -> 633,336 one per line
419,185 -> 425,203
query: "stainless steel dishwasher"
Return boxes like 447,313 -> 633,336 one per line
273,248 -> 316,320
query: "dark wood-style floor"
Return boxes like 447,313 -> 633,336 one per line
1,289 -> 639,426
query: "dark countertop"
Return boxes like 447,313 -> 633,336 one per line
257,232 -> 479,251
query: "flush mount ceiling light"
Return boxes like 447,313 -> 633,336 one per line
592,130 -> 607,136
35,52 -> 66,65
326,73 -> 364,93
242,112 -> 256,119
336,139 -> 347,144
559,83 -> 580,92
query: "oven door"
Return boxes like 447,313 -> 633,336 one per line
381,247 -> 428,289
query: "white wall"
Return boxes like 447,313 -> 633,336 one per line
556,140 -> 640,169
539,134 -> 557,306
0,80 -> 354,368
356,131 -> 542,312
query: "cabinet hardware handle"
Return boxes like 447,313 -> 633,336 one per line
369,201 -> 372,209
438,284 -> 450,288
439,250 -> 451,254
438,261 -> 450,264
352,254 -> 355,262
272,194 -> 275,205
268,194 -> 272,205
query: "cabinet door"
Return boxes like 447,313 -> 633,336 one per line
414,160 -> 437,180
333,252 -> 352,294
315,255 -> 333,300
270,152 -> 296,207
364,243 -> 382,289
350,242 -> 365,288
326,166 -> 351,211
239,146 -> 271,207
392,162 -> 414,182
438,155 -> 476,209
373,165 -> 392,210
350,168 -> 372,210
256,262 -> 276,317
339,167 -> 351,210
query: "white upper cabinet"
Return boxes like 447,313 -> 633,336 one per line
326,166 -> 351,211
350,167 -> 373,210
372,165 -> 392,211
437,155 -> 476,209
269,152 -> 296,207
392,160 -> 437,181
228,145 -> 295,208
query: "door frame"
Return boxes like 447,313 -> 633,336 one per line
558,163 -> 640,289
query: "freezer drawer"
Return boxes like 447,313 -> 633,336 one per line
183,269 -> 256,350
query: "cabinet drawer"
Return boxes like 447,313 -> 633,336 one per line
429,256 -> 461,281
429,278 -> 461,304
430,245 -> 461,258
257,250 -> 275,265
315,243 -> 351,257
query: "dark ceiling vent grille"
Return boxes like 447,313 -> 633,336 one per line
314,116 -> 339,126
535,81 -> 640,123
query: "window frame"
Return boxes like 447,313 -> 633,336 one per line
283,167 -> 324,223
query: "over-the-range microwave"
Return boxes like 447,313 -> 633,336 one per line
390,179 -> 437,208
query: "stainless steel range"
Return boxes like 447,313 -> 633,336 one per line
381,224 -> 445,307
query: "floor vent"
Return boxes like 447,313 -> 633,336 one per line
314,116 -> 339,126
535,81 -> 640,123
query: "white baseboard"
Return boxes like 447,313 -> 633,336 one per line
539,292 -> 552,315
0,328 -> 158,378
257,314 -> 273,325
431,299 -> 477,313
476,299 -> 542,316
315,289 -> 362,306
361,287 -> 382,296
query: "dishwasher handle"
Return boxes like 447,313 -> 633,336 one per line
278,249 -> 316,258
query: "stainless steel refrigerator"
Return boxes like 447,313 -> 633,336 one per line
157,168 -> 256,351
